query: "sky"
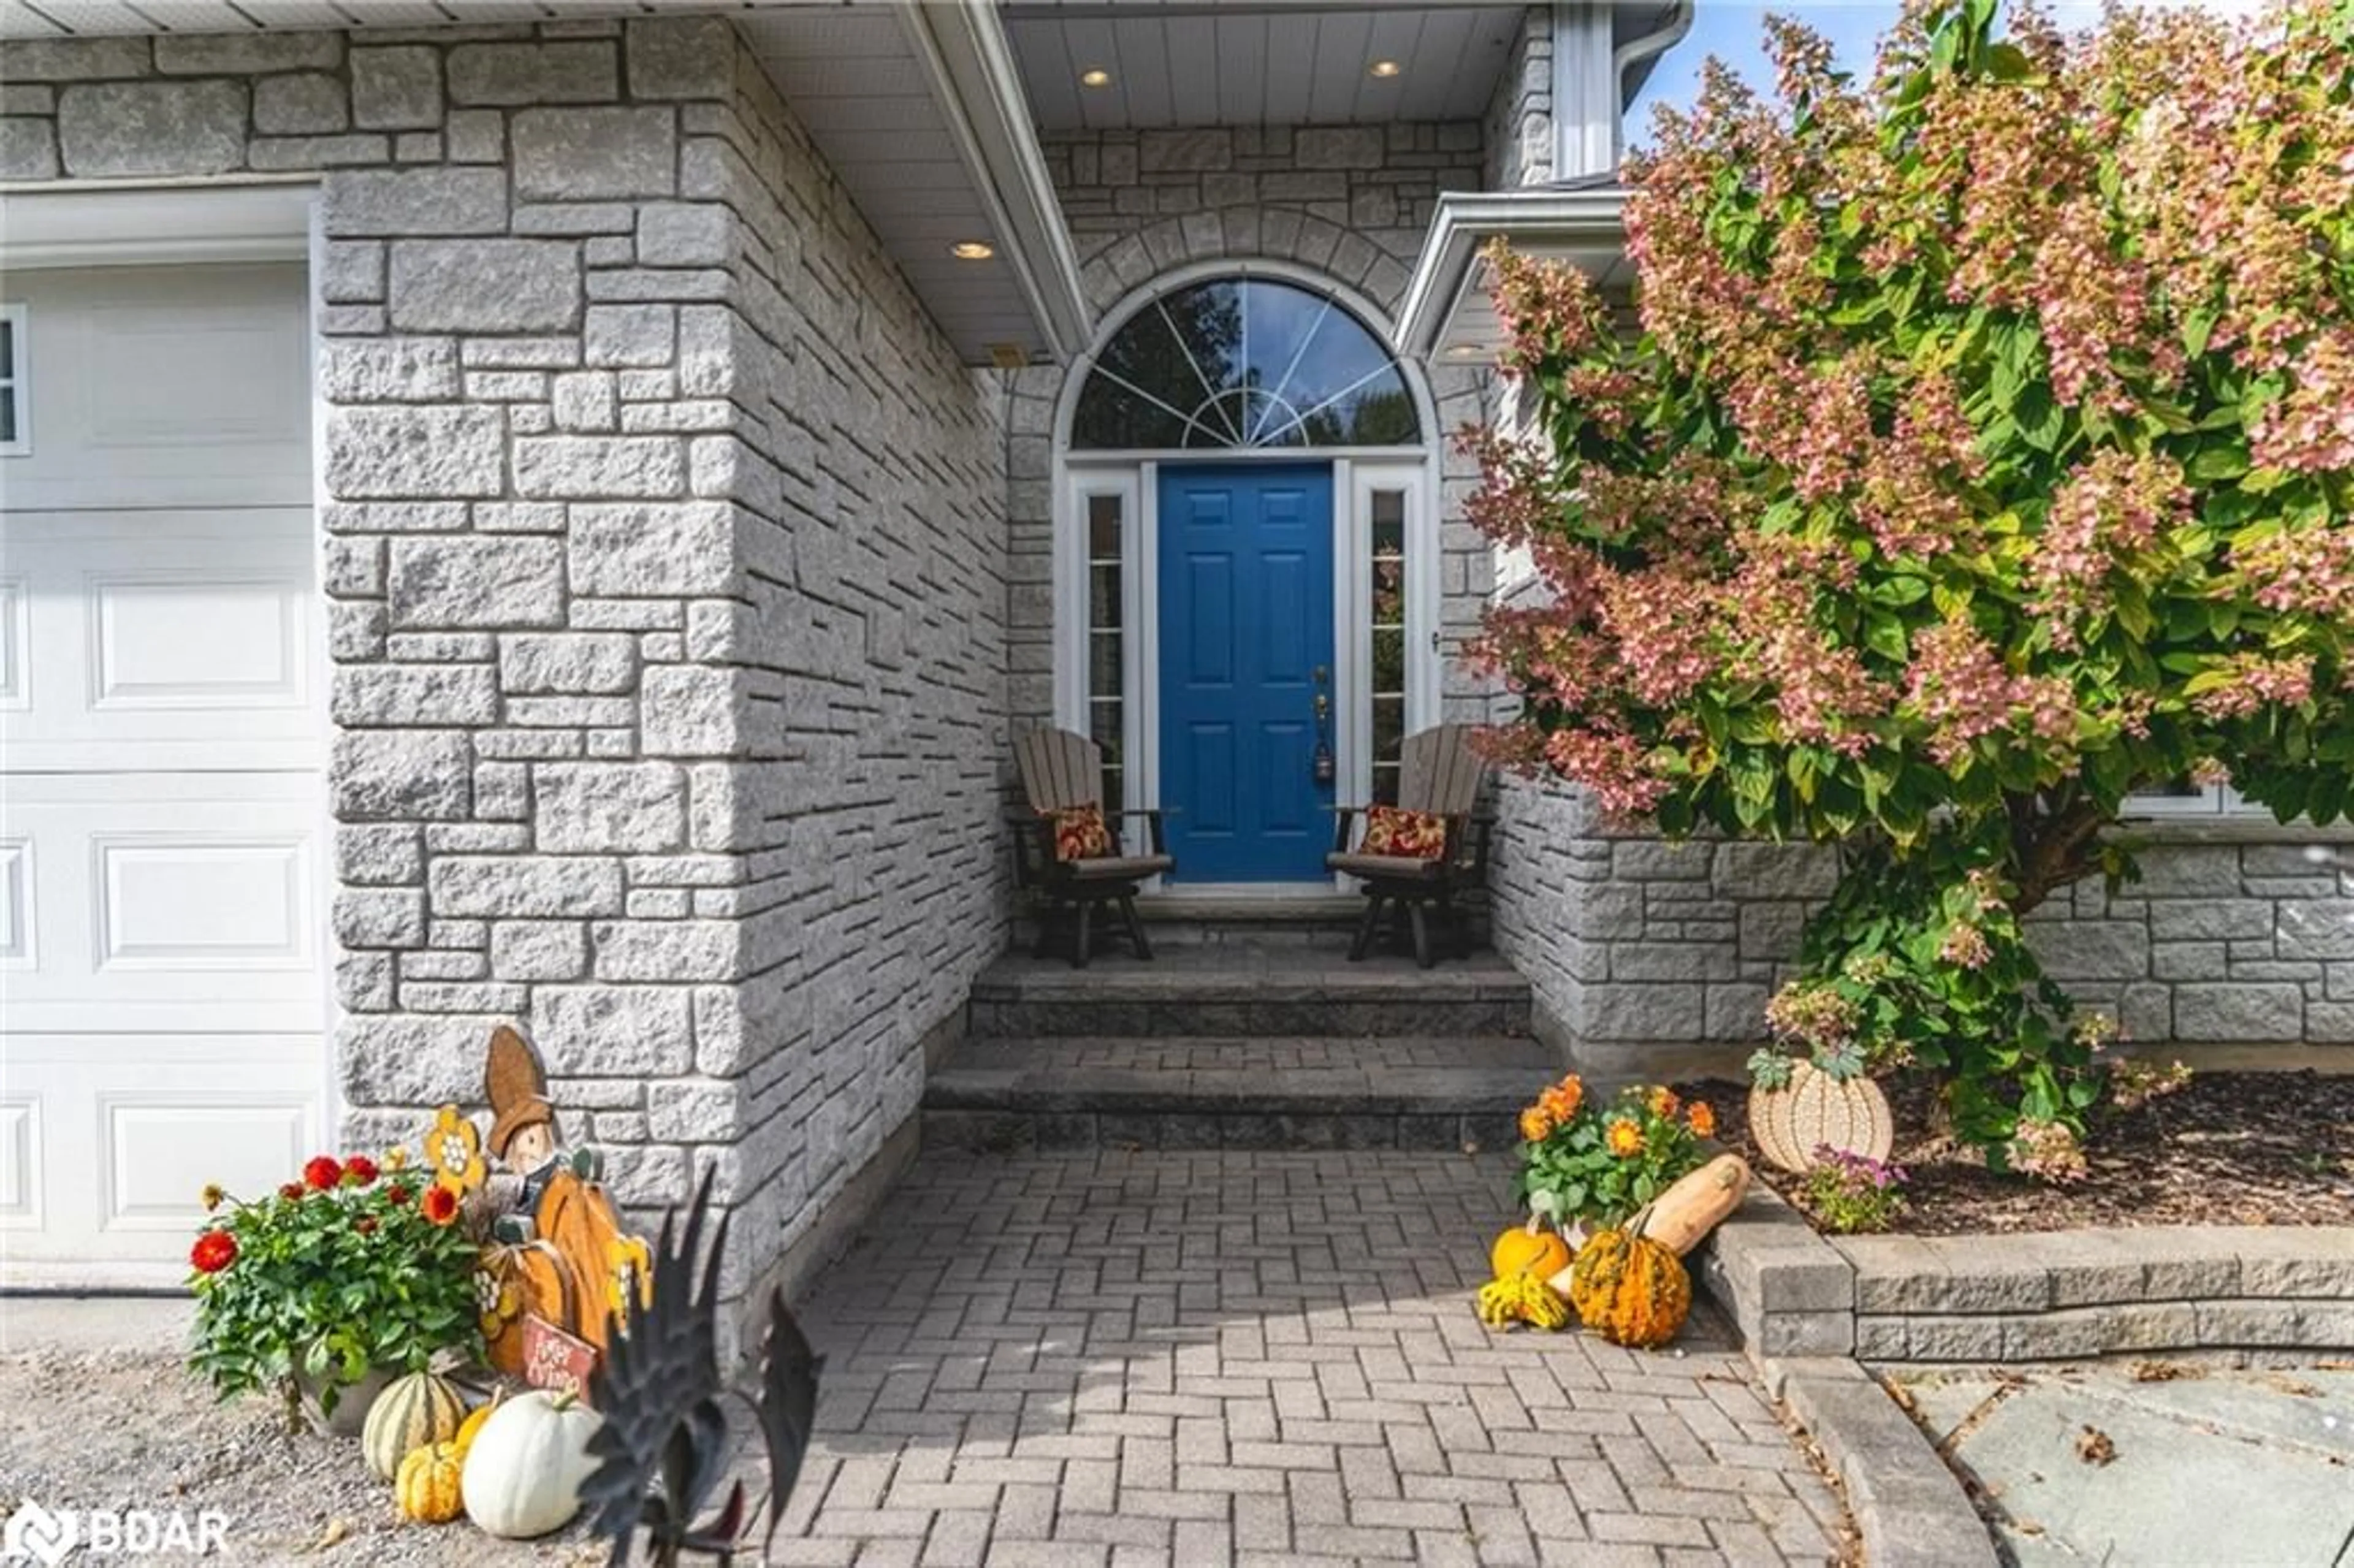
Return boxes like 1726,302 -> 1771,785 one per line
1623,1 -> 2248,141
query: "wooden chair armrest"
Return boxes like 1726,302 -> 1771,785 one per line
1328,804 -> 1366,854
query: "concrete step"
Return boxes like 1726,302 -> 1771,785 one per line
923,1034 -> 1557,1152
967,948 -> 1533,1040
1015,891 -> 1491,950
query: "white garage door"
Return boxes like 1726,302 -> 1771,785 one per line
1,263 -> 326,1282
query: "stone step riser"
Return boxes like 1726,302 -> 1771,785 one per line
923,1106 -> 1517,1154
967,996 -> 1531,1039
1011,915 -> 1494,950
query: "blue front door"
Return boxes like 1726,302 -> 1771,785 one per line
1157,463 -> 1335,882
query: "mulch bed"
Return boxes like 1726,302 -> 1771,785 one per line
1675,1071 -> 2354,1235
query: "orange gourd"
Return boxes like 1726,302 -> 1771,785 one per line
1566,1227 -> 1692,1350
1490,1218 -> 1572,1282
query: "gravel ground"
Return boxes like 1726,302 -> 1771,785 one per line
1681,1070 -> 2354,1233
0,1346 -> 605,1566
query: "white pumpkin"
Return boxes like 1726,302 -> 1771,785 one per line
459,1388 -> 603,1540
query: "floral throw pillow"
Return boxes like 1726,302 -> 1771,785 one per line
1046,804 -> 1113,862
1360,804 -> 1447,861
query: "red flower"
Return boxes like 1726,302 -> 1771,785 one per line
342,1155 -> 379,1186
303,1155 -> 342,1192
279,1181 -> 305,1202
355,1217 -> 378,1236
420,1185 -> 459,1227
190,1231 -> 238,1274
384,1184 -> 412,1207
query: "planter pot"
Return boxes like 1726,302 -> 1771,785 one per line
1748,1060 -> 1894,1174
297,1365 -> 394,1438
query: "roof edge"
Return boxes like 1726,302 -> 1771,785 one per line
1393,186 -> 1628,360
900,1 -> 1095,365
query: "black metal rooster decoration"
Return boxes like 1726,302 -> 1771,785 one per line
579,1166 -> 823,1566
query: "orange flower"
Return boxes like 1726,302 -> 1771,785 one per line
421,1184 -> 460,1226
1688,1102 -> 1717,1138
1519,1106 -> 1556,1144
1648,1087 -> 1680,1120
1548,1075 -> 1583,1120
1606,1119 -> 1644,1159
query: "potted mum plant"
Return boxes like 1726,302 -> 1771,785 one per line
188,1150 -> 483,1435
1514,1074 -> 1714,1240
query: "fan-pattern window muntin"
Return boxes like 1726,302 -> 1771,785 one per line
1073,278 -> 1420,451
0,306 -> 26,457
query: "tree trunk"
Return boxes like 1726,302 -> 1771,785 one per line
2006,793 -> 2110,915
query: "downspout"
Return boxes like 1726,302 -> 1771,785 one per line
1610,0 -> 1694,164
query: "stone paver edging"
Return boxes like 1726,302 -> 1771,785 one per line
1694,1181 -> 2354,1567
1694,1187 -> 1993,1568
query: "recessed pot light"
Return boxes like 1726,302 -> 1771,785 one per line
1080,67 -> 1113,88
950,241 -> 996,261
1369,59 -> 1402,78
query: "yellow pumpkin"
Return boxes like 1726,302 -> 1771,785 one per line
1566,1228 -> 1692,1350
452,1390 -> 505,1459
395,1441 -> 465,1524
1489,1219 -> 1572,1282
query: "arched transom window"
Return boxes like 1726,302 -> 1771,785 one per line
1072,276 -> 1420,450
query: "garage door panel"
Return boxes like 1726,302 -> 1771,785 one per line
0,1098 -> 39,1228
0,264 -> 310,512
104,1094 -> 313,1232
0,509 -> 318,771
94,574 -> 308,714
0,836 -> 29,965
0,1041 -> 324,1260
0,773 -> 324,1032
0,576 -> 26,711
0,260 -> 324,1275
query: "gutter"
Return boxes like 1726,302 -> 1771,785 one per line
1392,186 -> 1629,361
898,1 -> 1095,364
1612,0 -> 1695,162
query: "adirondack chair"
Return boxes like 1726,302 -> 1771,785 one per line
1011,726 -> 1175,968
1326,723 -> 1492,968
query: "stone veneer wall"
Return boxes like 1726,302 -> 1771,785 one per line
1484,6 -> 1555,189
1494,788 -> 2354,1059
2,15 -> 1009,1309
1005,124 -> 1496,742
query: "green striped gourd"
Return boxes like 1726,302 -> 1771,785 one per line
361,1370 -> 466,1480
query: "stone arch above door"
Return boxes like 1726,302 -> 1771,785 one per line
1075,210 -> 1416,324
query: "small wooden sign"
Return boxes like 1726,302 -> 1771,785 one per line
520,1312 -> 598,1401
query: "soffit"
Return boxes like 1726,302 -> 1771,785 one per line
2,0 -> 1090,367
1001,2 -> 1526,131
1395,186 -> 1632,362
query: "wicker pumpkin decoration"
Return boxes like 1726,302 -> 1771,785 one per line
395,1441 -> 465,1524
362,1370 -> 466,1480
1566,1227 -> 1693,1350
1490,1218 -> 1572,1282
1747,1059 -> 1894,1174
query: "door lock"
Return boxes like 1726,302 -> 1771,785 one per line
1311,665 -> 1335,785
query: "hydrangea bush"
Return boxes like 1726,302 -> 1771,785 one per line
1468,0 -> 2354,1167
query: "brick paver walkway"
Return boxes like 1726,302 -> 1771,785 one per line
777,1151 -> 1848,1567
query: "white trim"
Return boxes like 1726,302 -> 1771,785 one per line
0,302 -> 28,459
1393,187 -> 1631,360
899,2 -> 1093,361
0,180 -> 314,270
1552,3 -> 1621,182
303,196 -> 341,1156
